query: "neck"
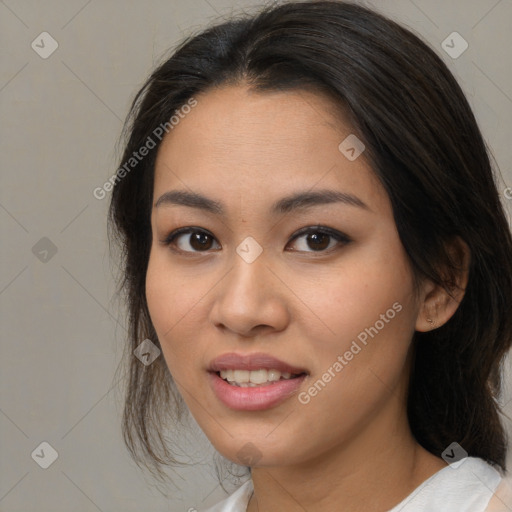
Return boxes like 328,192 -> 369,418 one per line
247,396 -> 445,512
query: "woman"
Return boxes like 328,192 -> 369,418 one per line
109,1 -> 512,510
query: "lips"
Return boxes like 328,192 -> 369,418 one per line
209,352 -> 308,375
208,352 -> 309,411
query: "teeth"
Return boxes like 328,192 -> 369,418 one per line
219,368 -> 299,386
233,369 -> 250,383
267,369 -> 281,382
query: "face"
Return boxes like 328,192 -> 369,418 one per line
146,84 -> 425,468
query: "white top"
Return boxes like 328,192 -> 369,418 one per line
202,457 -> 512,511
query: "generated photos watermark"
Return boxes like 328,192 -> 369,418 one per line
93,97 -> 198,200
298,301 -> 403,404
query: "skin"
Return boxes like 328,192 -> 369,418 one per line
145,84 -> 468,511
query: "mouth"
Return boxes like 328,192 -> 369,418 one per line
215,368 -> 307,387
208,352 -> 309,410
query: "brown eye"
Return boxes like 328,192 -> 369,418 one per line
305,232 -> 330,251
287,227 -> 351,253
162,226 -> 350,255
188,232 -> 214,251
162,228 -> 220,253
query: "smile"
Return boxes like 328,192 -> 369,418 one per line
218,368 -> 304,387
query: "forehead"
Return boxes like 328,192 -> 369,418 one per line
157,84 -> 349,162
153,84 -> 388,215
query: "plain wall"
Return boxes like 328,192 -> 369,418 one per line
1,0 -> 511,510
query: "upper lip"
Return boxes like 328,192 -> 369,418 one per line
209,352 -> 308,375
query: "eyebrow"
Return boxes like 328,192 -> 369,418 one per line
154,188 -> 369,215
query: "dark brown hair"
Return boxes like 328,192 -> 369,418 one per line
109,0 -> 512,481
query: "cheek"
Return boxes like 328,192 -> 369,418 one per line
307,240 -> 417,354
298,242 -> 418,406
145,252 -> 203,371
146,254 -> 175,333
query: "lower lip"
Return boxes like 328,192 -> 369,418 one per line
209,372 -> 307,411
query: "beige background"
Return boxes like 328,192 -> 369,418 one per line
1,0 -> 511,510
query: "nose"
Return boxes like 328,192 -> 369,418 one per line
208,250 -> 290,338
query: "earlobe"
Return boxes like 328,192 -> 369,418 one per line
415,237 -> 470,332
415,296 -> 444,332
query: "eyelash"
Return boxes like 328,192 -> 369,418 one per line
160,225 -> 351,255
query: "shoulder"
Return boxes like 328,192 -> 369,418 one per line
484,471 -> 512,511
198,460 -> 511,511
201,480 -> 253,512
389,457 -> 503,512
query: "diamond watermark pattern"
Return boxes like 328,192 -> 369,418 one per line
236,442 -> 263,466
31,441 -> 59,469
32,237 -> 58,263
441,32 -> 468,59
236,236 -> 263,264
338,134 -> 366,161
133,338 -> 161,366
442,441 -> 468,469
31,32 -> 59,59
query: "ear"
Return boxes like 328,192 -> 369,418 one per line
415,237 -> 471,332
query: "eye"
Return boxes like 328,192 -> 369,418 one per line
161,227 -> 220,253
160,225 -> 351,255
287,226 -> 351,253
